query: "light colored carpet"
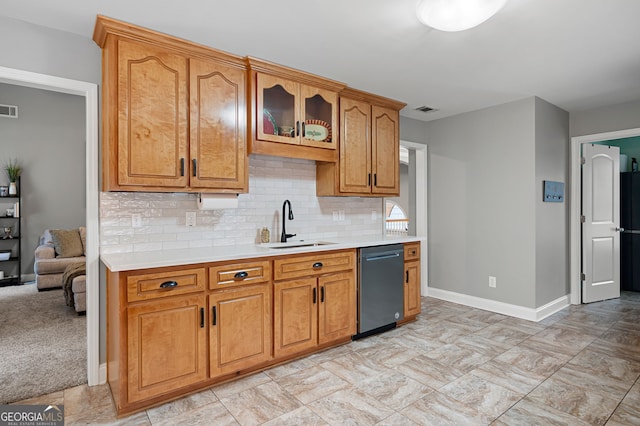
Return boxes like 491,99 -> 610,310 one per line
0,283 -> 86,404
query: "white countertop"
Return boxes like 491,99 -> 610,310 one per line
100,235 -> 423,272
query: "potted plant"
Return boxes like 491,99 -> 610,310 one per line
5,159 -> 21,195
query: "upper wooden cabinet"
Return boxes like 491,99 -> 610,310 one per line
248,58 -> 345,162
94,16 -> 248,193
317,88 -> 406,197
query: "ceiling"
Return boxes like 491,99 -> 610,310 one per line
3,0 -> 640,122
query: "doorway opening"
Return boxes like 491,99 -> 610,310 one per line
570,128 -> 640,305
0,66 -> 100,385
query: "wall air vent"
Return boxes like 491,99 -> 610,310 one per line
0,104 -> 18,118
415,105 -> 437,113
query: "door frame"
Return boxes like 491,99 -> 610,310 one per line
399,140 -> 428,296
570,127 -> 640,304
0,66 -> 101,385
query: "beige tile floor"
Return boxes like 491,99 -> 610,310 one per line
16,293 -> 640,425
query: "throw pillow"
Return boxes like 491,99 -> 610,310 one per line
79,226 -> 87,256
50,229 -> 84,258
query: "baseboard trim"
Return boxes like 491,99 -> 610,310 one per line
426,287 -> 569,322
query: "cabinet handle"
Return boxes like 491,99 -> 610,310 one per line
192,159 -> 197,177
200,307 -> 204,328
312,262 -> 323,269
212,306 -> 217,326
374,174 -> 377,187
313,287 -> 317,304
368,173 -> 371,186
411,250 -> 416,255
321,286 -> 325,303
406,271 -> 409,283
159,280 -> 178,289
301,121 -> 306,137
180,158 -> 185,177
234,271 -> 249,280
296,121 -> 300,136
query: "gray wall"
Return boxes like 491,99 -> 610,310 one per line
425,98 -> 538,308
0,83 -> 86,277
534,98 -> 570,306
388,163 -> 409,217
570,99 -> 640,137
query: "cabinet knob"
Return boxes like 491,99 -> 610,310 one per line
312,262 -> 323,269
234,271 -> 249,280
159,280 -> 178,289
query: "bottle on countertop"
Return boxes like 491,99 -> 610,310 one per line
260,227 -> 270,243
633,158 -> 638,172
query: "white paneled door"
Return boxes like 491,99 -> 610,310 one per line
582,144 -> 621,303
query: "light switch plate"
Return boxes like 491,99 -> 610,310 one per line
186,211 -> 197,227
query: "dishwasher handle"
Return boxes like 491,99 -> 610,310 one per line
364,252 -> 401,262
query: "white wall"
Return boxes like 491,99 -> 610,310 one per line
100,155 -> 383,253
534,98 -> 570,306
570,99 -> 640,137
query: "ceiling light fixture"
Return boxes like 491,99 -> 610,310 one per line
416,0 -> 507,32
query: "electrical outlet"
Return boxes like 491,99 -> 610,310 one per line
186,211 -> 197,227
131,214 -> 142,228
333,211 -> 339,221
339,210 -> 345,221
489,276 -> 497,288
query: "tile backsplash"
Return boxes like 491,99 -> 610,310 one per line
100,155 -> 383,254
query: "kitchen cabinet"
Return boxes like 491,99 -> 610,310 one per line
94,16 -> 248,193
273,251 -> 356,358
403,243 -> 421,319
248,57 -> 345,162
108,266 -> 208,409
208,260 -> 272,376
316,88 -> 406,197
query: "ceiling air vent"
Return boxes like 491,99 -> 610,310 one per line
0,104 -> 18,118
415,105 -> 437,113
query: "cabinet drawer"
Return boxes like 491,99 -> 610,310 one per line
209,260 -> 271,290
274,250 -> 355,281
127,267 -> 206,302
404,243 -> 420,262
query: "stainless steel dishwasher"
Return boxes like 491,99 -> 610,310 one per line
355,244 -> 404,339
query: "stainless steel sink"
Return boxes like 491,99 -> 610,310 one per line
266,241 -> 335,249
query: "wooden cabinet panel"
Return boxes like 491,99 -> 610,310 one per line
127,294 -> 207,403
404,243 -> 420,262
372,105 -> 400,195
273,251 -> 354,281
190,57 -> 247,191
127,267 -> 206,302
273,278 -> 318,358
340,98 -> 372,194
318,271 -> 356,345
209,285 -> 272,376
209,260 -> 271,291
404,261 -> 421,318
117,39 -> 189,188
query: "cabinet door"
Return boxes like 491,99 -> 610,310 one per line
256,73 -> 300,145
209,285 -> 271,376
300,85 -> 338,150
372,105 -> 400,195
340,98 -> 371,193
404,261 -> 421,317
273,278 -> 318,358
190,58 -> 247,191
127,294 -> 207,403
117,39 -> 189,188
318,271 -> 356,345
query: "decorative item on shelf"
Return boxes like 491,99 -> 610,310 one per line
6,209 -> 14,217
4,158 -> 21,196
1,227 -> 11,239
0,186 -> 7,197
0,251 -> 10,261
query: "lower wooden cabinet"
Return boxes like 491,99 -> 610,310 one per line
273,263 -> 356,359
126,293 -> 207,403
403,243 -> 422,318
209,284 -> 272,375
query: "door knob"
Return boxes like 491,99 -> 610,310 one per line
616,227 -> 625,232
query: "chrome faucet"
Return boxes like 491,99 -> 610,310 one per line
281,200 -> 296,242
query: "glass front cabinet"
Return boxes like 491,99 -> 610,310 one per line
249,58 -> 345,162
